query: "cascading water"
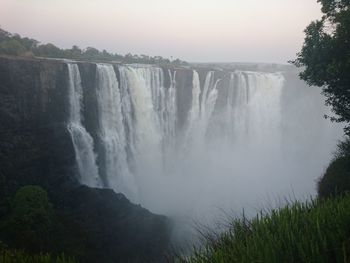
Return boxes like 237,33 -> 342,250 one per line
188,71 -> 220,145
95,64 -> 138,201
67,62 -> 342,221
163,69 -> 177,149
214,71 -> 285,147
67,63 -> 101,187
117,65 -> 163,186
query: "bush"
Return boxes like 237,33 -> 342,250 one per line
318,156 -> 350,199
1,186 -> 55,253
318,138 -> 350,199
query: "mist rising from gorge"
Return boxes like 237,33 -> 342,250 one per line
66,62 -> 343,229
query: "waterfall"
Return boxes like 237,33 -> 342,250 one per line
118,65 -> 161,171
95,64 -> 138,201
185,70 -> 220,146
66,63 -> 341,217
66,63 -> 101,187
67,65 -> 285,192
164,69 -> 177,148
186,70 -> 201,133
220,71 -> 285,146
118,65 -> 178,159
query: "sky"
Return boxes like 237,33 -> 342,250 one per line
0,0 -> 322,63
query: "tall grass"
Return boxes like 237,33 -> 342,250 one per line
0,246 -> 77,263
185,194 -> 350,263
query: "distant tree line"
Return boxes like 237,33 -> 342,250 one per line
0,27 -> 187,66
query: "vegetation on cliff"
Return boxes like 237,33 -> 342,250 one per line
0,27 -> 187,66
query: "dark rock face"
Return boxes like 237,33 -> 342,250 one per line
0,56 -> 172,262
0,56 -> 75,188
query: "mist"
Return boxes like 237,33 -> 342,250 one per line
99,65 -> 343,227
58,61 -> 345,251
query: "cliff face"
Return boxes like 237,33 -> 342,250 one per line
0,56 -> 74,187
0,56 -> 172,263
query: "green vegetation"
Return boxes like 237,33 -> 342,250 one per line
0,242 -> 76,263
185,194 -> 350,263
0,27 -> 187,65
1,186 -> 55,253
318,138 -> 350,198
0,186 -> 80,262
292,0 -> 350,135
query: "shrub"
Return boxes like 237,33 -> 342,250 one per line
1,186 -> 55,253
318,138 -> 350,199
318,156 -> 350,198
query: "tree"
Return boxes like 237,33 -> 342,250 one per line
0,27 -> 11,41
34,43 -> 64,58
0,39 -> 26,56
83,47 -> 100,60
293,0 -> 350,135
64,45 -> 82,59
1,186 -> 55,253
20,37 -> 39,50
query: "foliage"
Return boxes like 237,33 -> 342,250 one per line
317,138 -> 350,198
35,43 -> 64,58
0,185 -> 87,259
335,137 -> 350,158
0,27 -> 187,65
0,186 -> 55,253
0,242 -> 77,263
0,39 -> 27,56
318,155 -> 350,198
185,194 -> 350,263
293,0 -> 350,135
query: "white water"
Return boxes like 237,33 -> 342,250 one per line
67,63 -> 342,224
139,70 -> 287,218
95,64 -> 138,201
218,71 -> 285,148
66,63 -> 101,187
118,65 -> 162,177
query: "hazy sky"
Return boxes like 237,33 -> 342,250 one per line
0,0 -> 322,63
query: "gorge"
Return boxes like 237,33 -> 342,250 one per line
0,55 -> 343,261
